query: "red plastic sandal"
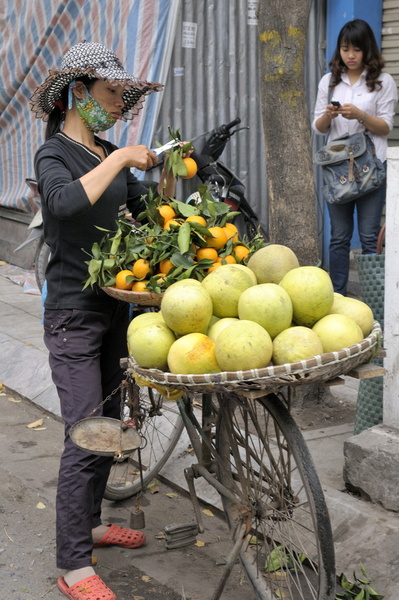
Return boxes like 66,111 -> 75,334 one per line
93,524 -> 146,549
57,575 -> 116,600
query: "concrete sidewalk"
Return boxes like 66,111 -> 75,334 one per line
1,264 -> 399,598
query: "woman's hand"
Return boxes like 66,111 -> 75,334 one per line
118,145 -> 158,170
336,103 -> 362,121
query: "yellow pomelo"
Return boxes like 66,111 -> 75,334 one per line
238,283 -> 293,339
272,326 -> 324,365
329,295 -> 373,337
247,244 -> 300,284
127,311 -> 165,336
208,317 -> 239,343
227,263 -> 257,285
128,322 -> 176,370
215,320 -> 273,371
279,266 -> 334,327
164,278 -> 202,292
161,281 -> 213,335
312,314 -> 364,353
167,333 -> 220,374
201,264 -> 255,317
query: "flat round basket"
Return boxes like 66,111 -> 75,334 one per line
101,286 -> 163,306
127,321 -> 382,395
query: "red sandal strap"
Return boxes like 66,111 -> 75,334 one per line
57,575 -> 116,600
93,524 -> 146,549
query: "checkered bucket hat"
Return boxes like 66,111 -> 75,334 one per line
30,41 -> 163,121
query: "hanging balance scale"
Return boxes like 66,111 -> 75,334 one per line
69,380 -> 141,459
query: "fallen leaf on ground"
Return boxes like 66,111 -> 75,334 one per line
202,508 -> 214,517
165,492 -> 179,499
36,502 -> 46,509
91,556 -> 98,566
195,540 -> 205,547
141,575 -> 151,583
132,596 -> 145,600
27,418 -> 44,428
146,479 -> 159,494
32,427 -> 47,431
7,396 -> 21,402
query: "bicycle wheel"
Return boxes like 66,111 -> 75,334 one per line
215,392 -> 335,600
104,387 -> 184,501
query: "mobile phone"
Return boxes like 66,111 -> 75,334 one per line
331,100 -> 341,108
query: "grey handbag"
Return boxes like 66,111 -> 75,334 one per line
314,132 -> 386,204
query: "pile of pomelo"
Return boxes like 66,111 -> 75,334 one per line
127,244 -> 374,374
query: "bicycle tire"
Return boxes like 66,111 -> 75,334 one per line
34,241 -> 51,292
215,392 -> 335,600
104,387 -> 184,501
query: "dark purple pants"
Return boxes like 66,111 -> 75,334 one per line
43,303 -> 129,570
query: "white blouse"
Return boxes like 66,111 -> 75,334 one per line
312,70 -> 398,161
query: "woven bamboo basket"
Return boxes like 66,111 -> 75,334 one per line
101,286 -> 163,306
127,321 -> 382,395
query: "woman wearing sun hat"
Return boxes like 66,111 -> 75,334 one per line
30,41 -> 177,600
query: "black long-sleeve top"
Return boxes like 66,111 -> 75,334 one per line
34,131 -> 149,310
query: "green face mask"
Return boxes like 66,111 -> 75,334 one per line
70,82 -> 117,132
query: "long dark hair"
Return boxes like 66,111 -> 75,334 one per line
329,19 -> 384,92
45,76 -> 96,140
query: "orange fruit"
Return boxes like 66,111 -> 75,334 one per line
163,219 -> 182,230
115,270 -> 134,290
196,247 -> 219,262
223,223 -> 239,242
207,260 -> 223,273
186,215 -> 207,226
204,226 -> 228,250
157,204 -> 176,223
181,157 -> 198,179
132,258 -> 152,279
131,280 -> 150,292
159,258 -> 174,274
221,254 -> 237,264
233,245 -> 250,260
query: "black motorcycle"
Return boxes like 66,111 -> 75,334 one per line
184,117 -> 267,240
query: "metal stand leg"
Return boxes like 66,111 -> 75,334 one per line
184,466 -> 205,533
210,522 -> 246,600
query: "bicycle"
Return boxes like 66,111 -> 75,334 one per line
84,305 -> 380,599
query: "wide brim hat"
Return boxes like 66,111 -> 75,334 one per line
30,41 -> 163,121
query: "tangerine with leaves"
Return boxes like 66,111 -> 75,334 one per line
233,245 -> 250,261
163,219 -> 183,230
156,204 -> 176,224
221,255 -> 237,265
159,258 -> 174,274
132,258 -> 152,279
196,247 -> 219,262
115,270 -> 134,290
186,215 -> 207,226
207,260 -> 223,273
204,226 -> 228,250
181,157 -> 198,179
223,222 -> 239,242
131,280 -> 150,292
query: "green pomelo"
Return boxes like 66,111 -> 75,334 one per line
215,320 -> 273,371
161,283 -> 213,335
127,311 -> 165,336
208,317 -> 239,343
201,264 -> 254,318
227,263 -> 258,285
164,279 -> 202,293
247,244 -> 300,284
128,322 -> 176,370
167,333 -> 220,374
312,314 -> 364,353
279,266 -> 334,327
238,283 -> 293,339
272,326 -> 324,365
329,295 -> 373,337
